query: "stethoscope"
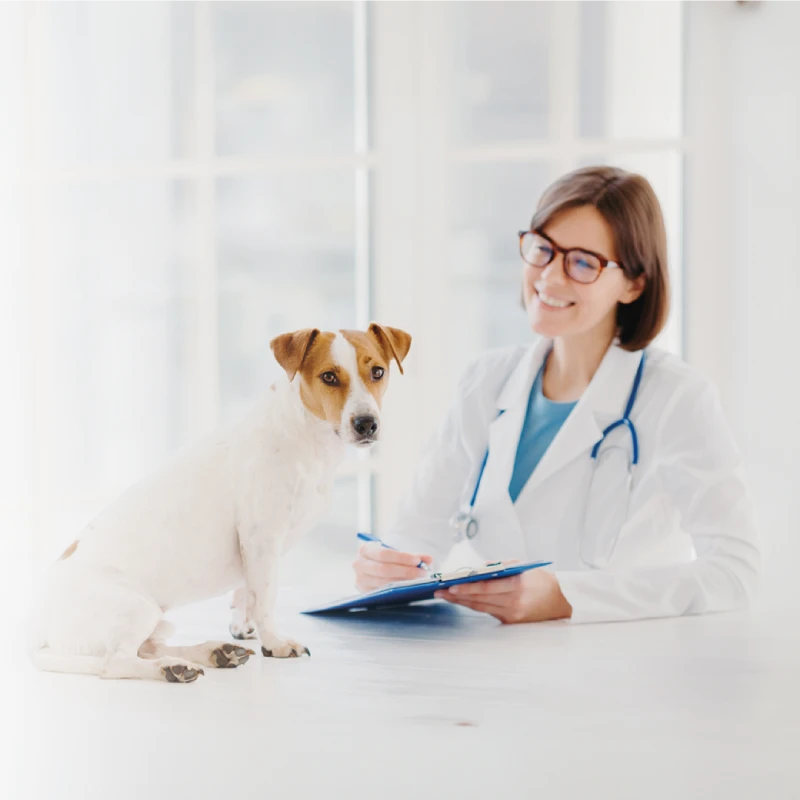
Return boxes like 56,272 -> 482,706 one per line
449,351 -> 646,566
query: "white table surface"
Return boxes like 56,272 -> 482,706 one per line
10,585 -> 800,800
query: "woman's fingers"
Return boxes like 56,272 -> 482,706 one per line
359,543 -> 431,568
353,543 -> 433,590
446,576 -> 520,596
436,592 -> 506,617
354,557 -> 427,581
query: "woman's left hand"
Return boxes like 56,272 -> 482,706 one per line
434,569 -> 572,623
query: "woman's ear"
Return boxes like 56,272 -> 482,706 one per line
620,274 -> 646,305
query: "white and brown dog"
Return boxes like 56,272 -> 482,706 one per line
31,323 -> 411,682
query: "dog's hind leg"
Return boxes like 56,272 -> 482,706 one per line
35,634 -> 206,683
99,593 -> 207,681
140,639 -> 255,669
34,568 -> 205,683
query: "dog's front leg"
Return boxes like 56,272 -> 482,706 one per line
229,586 -> 256,640
239,529 -> 310,659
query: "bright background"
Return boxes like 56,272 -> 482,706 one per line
0,1 -> 796,610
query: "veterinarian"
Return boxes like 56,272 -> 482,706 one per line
353,165 -> 761,624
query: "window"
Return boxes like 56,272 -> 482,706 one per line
3,2 -> 684,580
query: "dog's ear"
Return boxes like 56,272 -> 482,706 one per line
368,323 -> 412,375
270,328 -> 320,381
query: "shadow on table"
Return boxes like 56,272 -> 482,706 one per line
300,599 -> 492,636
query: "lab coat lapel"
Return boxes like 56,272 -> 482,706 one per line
471,339 -> 550,557
481,339 -> 551,498
516,343 -> 644,499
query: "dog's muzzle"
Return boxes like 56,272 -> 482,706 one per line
351,415 -> 379,445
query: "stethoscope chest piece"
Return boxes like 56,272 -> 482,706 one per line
449,508 -> 479,542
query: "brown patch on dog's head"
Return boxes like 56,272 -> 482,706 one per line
297,331 -> 349,430
340,323 -> 411,409
59,539 -> 78,560
270,329 -> 348,433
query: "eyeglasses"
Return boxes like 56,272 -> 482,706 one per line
518,230 -> 623,285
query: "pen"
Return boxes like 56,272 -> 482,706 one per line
356,532 -> 432,571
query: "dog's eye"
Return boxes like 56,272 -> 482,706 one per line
320,371 -> 339,386
371,366 -> 385,381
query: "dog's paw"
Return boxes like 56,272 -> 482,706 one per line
162,663 -> 204,683
210,643 -> 255,669
229,622 -> 257,640
260,639 -> 311,659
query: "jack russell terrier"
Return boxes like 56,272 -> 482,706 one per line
31,323 -> 411,683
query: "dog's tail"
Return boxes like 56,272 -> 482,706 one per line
32,646 -> 104,676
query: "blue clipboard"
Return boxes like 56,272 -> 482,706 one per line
301,560 -> 552,615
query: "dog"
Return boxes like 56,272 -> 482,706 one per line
30,323 -> 411,682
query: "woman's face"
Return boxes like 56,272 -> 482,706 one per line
522,205 -> 643,343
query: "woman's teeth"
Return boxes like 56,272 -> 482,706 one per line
538,291 -> 572,309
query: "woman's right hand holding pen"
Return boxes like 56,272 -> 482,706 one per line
353,544 -> 434,593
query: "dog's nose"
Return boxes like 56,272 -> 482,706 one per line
352,415 -> 379,437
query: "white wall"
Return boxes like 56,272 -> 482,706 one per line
686,1 -> 800,609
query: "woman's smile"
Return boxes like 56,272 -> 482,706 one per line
535,288 -> 575,310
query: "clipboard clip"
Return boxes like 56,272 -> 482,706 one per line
430,562 -> 503,582
379,563 -> 508,592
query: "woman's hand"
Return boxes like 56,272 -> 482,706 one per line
434,568 -> 572,623
353,543 -> 434,593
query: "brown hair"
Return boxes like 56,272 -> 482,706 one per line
529,165 -> 670,351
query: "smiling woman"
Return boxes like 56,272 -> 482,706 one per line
522,168 -> 669,356
354,165 -> 761,626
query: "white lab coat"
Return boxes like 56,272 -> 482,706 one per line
387,338 -> 761,623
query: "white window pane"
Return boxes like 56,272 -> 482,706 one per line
0,183 -> 30,541
44,181 -> 194,500
448,162 -> 553,377
446,1 -> 550,144
0,2 -> 25,172
578,1 -> 607,139
38,2 -> 195,163
217,172 -> 356,421
214,1 -> 355,156
0,5 -> 27,531
579,1 -> 682,140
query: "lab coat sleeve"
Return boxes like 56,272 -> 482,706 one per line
555,378 -> 762,624
382,361 -> 485,566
